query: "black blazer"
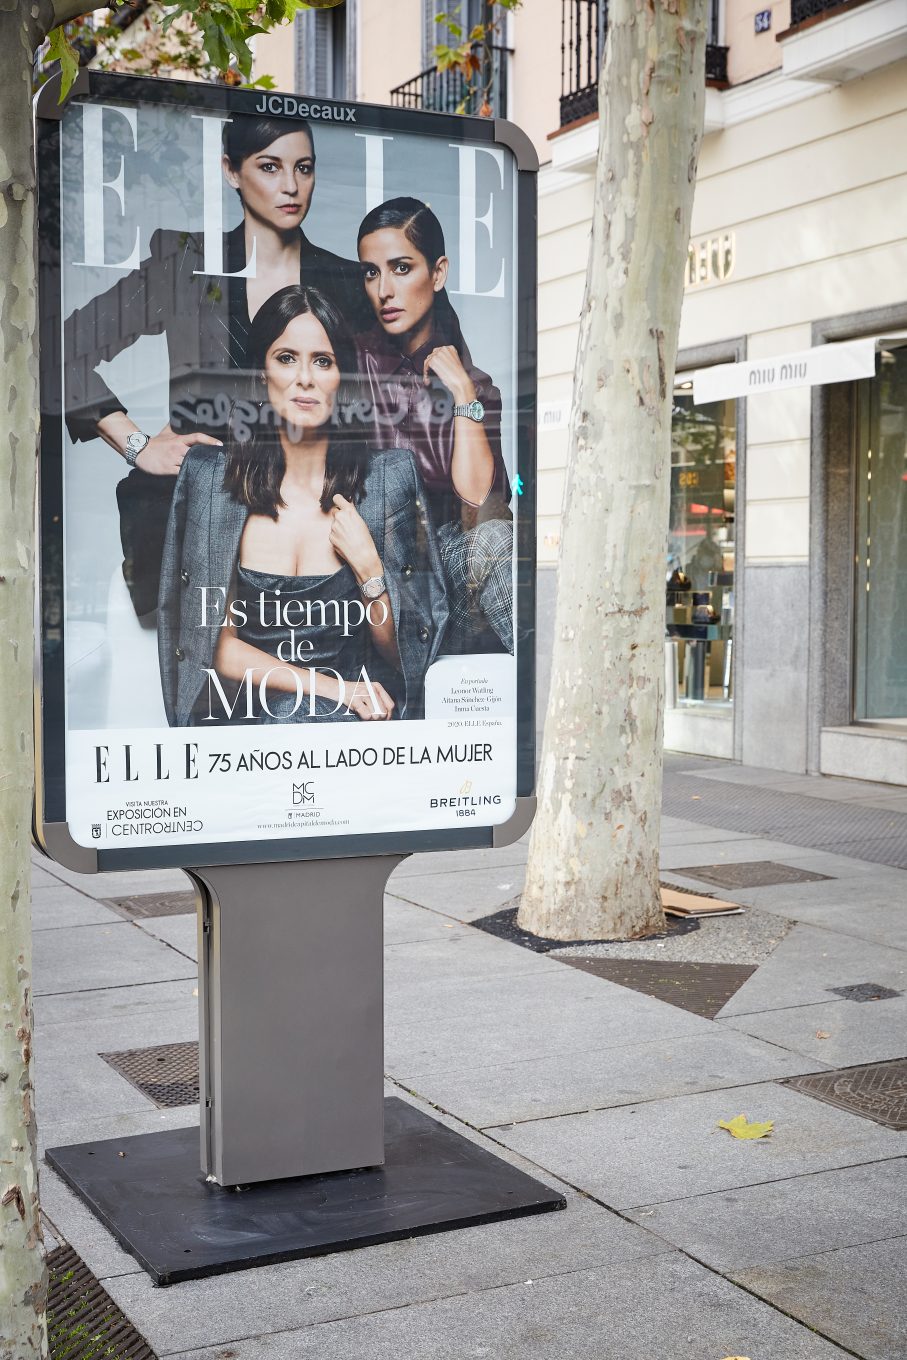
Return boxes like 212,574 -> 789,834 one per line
157,446 -> 449,727
64,222 -> 366,443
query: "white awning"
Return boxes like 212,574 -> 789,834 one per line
691,332 -> 907,405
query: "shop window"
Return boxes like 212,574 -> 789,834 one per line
666,387 -> 736,708
853,346 -> 907,724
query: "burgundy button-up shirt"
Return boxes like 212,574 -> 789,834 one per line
357,325 -> 511,530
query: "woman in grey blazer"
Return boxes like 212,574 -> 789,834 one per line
158,286 -> 448,727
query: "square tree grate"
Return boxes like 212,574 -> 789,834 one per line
671,861 -> 832,889
48,1243 -> 157,1358
100,1041 -> 199,1108
784,1058 -> 907,1130
104,890 -> 196,920
561,957 -> 757,1020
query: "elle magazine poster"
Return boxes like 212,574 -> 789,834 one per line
38,79 -> 531,857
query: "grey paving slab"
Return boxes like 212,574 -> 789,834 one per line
385,965 -> 714,1080
34,1045 -> 154,1124
34,979 -> 198,1028
32,921 -> 197,995
389,864 -> 525,921
29,884 -> 119,931
38,1105 -> 197,1157
390,842 -> 528,880
718,923 -> 907,1017
742,776 -> 907,803
34,1001 -> 198,1123
627,1159 -> 907,1270
718,995 -> 907,1066
384,921 -> 562,985
383,895 -> 472,947
405,1029 -> 826,1128
40,1165 -> 146,1280
856,794 -> 907,812
162,1251 -> 851,1360
104,1192 -> 664,1353
659,825 -> 760,846
135,914 -> 198,961
35,862 -> 192,899
683,764 -> 791,785
733,1236 -> 907,1360
491,1081 -> 903,1209
660,837 -> 847,871
720,880 -> 907,949
31,861 -> 66,889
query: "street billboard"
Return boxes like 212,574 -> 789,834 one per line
34,72 -> 537,871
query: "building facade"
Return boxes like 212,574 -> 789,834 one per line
261,0 -> 907,784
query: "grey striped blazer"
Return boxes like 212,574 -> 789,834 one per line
157,446 -> 449,726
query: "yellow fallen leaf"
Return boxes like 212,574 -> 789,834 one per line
721,1355 -> 752,1359
718,1114 -> 773,1140
816,1030 -> 830,1039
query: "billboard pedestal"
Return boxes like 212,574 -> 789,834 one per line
45,860 -> 565,1285
189,856 -> 399,1187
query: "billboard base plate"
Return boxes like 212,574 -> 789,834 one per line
46,1096 -> 565,1285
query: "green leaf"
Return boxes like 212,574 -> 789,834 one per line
47,26 -> 79,101
717,1114 -> 774,1141
245,73 -> 277,89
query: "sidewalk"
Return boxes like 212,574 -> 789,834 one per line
30,757 -> 907,1359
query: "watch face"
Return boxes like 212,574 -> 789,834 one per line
126,433 -> 148,453
468,400 -> 485,421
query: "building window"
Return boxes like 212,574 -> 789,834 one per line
666,387 -> 737,707
853,345 -> 907,725
297,0 -> 355,99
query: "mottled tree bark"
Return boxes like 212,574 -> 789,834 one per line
0,5 -> 61,1355
519,0 -> 707,940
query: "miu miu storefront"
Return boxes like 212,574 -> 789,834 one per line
536,53 -> 907,787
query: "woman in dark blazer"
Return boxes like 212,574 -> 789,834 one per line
356,198 -> 513,655
158,286 -> 448,727
65,113 -> 364,617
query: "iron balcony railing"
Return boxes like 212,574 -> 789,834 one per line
790,0 -> 852,22
390,43 -> 511,118
560,0 -> 729,129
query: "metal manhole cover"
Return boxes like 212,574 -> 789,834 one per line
671,861 -> 833,889
100,1041 -> 199,1108
48,1243 -> 157,1358
560,957 -> 756,1019
104,890 -> 196,920
827,982 -> 903,1003
785,1059 -> 907,1129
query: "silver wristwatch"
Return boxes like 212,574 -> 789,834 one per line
123,431 -> 151,467
453,399 -> 485,422
359,574 -> 387,601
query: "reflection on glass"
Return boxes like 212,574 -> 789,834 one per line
854,347 -> 907,723
666,390 -> 736,707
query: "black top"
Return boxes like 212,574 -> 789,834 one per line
236,565 -> 366,678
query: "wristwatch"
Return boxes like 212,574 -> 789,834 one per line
359,574 -> 387,601
453,399 -> 485,422
123,431 -> 151,467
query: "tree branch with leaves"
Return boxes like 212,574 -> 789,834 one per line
433,0 -> 522,116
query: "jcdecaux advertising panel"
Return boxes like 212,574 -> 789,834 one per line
34,72 -> 537,870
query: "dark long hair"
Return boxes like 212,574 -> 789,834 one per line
357,196 -> 466,352
224,286 -> 368,519
222,115 -> 314,170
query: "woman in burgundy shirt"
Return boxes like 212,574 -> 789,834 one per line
356,198 -> 513,653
